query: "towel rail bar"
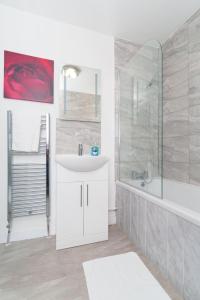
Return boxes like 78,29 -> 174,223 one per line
12,211 -> 46,218
13,192 -> 46,197
12,204 -> 46,211
12,166 -> 46,169
11,186 -> 46,191
12,202 -> 46,208
12,200 -> 46,206
12,177 -> 46,180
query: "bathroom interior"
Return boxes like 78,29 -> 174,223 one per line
0,1 -> 200,299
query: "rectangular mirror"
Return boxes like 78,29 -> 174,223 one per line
59,65 -> 101,122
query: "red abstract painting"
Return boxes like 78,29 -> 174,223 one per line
4,51 -> 54,103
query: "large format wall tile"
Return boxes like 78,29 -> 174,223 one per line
163,161 -> 189,183
189,163 -> 200,185
146,202 -> 168,276
137,195 -> 146,255
188,10 -> 200,53
115,39 -> 140,68
116,185 -> 124,229
189,135 -> 200,162
183,219 -> 200,300
163,24 -> 188,102
129,192 -> 138,244
163,136 -> 189,163
163,119 -> 188,139
163,96 -> 188,115
167,213 -> 184,296
116,185 -> 130,231
163,109 -> 189,139
163,24 -> 188,57
189,105 -> 200,135
188,30 -> 200,106
187,11 -> 200,187
56,119 -> 100,154
129,193 -> 146,254
163,68 -> 188,101
163,80 -> 188,100
163,49 -> 188,77
123,192 -> 131,234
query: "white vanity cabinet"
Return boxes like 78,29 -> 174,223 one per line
56,163 -> 108,250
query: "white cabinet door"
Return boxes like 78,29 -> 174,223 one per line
56,182 -> 84,249
84,181 -> 108,236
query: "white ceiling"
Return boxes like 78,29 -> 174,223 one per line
0,0 -> 199,44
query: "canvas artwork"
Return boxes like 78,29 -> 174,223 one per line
4,51 -> 54,103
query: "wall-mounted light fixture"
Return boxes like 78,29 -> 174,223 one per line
62,65 -> 81,79
62,65 -> 81,113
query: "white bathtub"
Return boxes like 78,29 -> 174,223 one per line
121,177 -> 162,196
117,178 -> 200,227
163,179 -> 200,214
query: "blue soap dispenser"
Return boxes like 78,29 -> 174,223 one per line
90,145 -> 100,156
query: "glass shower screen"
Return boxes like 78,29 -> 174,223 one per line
119,40 -> 163,198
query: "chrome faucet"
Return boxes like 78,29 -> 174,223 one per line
78,144 -> 83,156
131,170 -> 148,180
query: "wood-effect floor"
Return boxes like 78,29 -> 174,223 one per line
0,225 -> 182,300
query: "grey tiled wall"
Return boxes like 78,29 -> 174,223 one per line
56,119 -> 101,154
116,184 -> 200,300
163,9 -> 200,185
115,9 -> 200,186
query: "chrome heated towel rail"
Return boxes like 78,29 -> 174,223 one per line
7,111 -> 50,243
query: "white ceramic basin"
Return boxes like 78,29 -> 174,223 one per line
56,154 -> 109,172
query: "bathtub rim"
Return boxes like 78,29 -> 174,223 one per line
116,180 -> 200,228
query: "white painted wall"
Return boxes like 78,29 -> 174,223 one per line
0,4 -> 115,243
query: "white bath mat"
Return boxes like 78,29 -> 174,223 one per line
83,252 -> 171,300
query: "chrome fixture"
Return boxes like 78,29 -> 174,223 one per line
78,144 -> 83,156
131,170 -> 148,180
7,111 -> 50,244
146,79 -> 153,88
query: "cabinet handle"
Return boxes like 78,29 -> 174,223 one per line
80,184 -> 83,207
87,184 -> 89,206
